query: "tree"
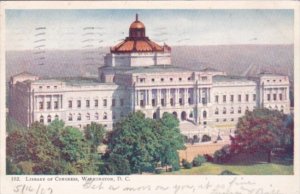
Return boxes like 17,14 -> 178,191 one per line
84,122 -> 106,152
155,112 -> 185,171
106,111 -> 159,174
231,108 -> 292,163
101,154 -> 131,175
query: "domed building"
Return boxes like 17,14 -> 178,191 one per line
9,15 -> 290,142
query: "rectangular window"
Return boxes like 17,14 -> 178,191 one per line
253,94 -> 256,101
39,102 -> 43,110
54,101 -> 58,109
188,97 -> 192,105
120,99 -> 124,106
152,99 -> 156,107
68,100 -> 72,108
112,99 -> 116,107
161,99 -> 165,106
273,94 -> 277,101
170,98 -> 174,106
179,98 -> 183,105
267,94 -> 271,101
95,100 -> 98,107
246,94 -> 249,102
140,100 -> 144,107
201,76 -> 208,81
223,95 -> 226,103
230,95 -> 234,102
47,101 -> 51,109
238,95 -> 242,102
86,100 -> 90,108
77,100 -> 81,108
103,99 -> 107,107
279,94 -> 283,101
215,95 -> 219,103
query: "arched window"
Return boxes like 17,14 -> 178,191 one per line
77,113 -> 81,121
55,115 -> 59,120
103,112 -> 107,120
86,113 -> 90,120
215,108 -> 219,115
223,107 -> 226,114
95,112 -> 99,120
203,111 -> 207,119
281,105 -> 284,113
68,114 -> 73,121
47,115 -> 51,123
246,106 -> 249,112
40,115 -> 44,123
230,107 -> 234,114
153,112 -> 157,119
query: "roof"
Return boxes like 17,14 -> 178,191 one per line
12,71 -> 37,77
213,75 -> 254,83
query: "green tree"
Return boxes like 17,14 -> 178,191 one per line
106,111 -> 159,174
155,112 -> 185,171
101,154 -> 131,175
232,108 -> 292,163
84,122 -> 106,152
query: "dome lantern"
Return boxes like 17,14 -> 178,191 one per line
129,14 -> 145,38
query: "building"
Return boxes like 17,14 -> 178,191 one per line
9,15 -> 290,141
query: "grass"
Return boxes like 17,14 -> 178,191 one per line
164,152 -> 293,175
163,162 -> 293,175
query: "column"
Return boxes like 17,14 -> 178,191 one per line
208,88 -> 211,103
61,94 -> 63,109
149,89 -> 152,107
199,88 -> 201,104
136,90 -> 139,106
166,88 -> 170,106
43,96 -> 46,111
158,89 -> 161,106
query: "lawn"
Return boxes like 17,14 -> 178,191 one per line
164,152 -> 293,175
163,162 -> 293,175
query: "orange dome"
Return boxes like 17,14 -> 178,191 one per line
130,21 -> 145,29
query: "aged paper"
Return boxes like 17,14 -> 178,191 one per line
1,1 -> 299,194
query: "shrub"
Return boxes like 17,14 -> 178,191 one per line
182,159 -> 192,169
220,170 -> 237,175
213,145 -> 232,164
201,134 -> 211,142
192,155 -> 206,167
100,154 -> 131,175
204,154 -> 214,162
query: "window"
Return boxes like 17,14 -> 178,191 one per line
68,100 -> 72,108
140,100 -> 145,107
170,78 -> 173,81
188,77 -> 191,81
179,98 -> 183,105
86,113 -> 90,120
112,113 -> 116,119
279,94 -> 283,101
112,99 -> 116,107
77,100 -> 81,108
55,115 -> 59,120
216,119 -> 219,122
95,99 -> 98,107
47,86 -> 50,89
161,78 -> 164,82
152,99 -> 156,106
103,112 -> 107,120
231,118 -> 234,122
230,107 -> 234,114
215,108 -> 219,115
215,95 -> 219,103
188,97 -> 192,105
161,99 -> 165,106
238,107 -> 242,114
40,115 -> 44,123
179,78 -> 182,81
223,118 -> 227,122
151,78 -> 155,82
267,94 -> 271,101
54,86 -> 57,89
39,102 -> 44,110
47,115 -> 51,123
230,95 -> 234,102
223,107 -> 227,114
95,113 -> 99,120
253,94 -> 256,101
120,99 -> 124,106
39,86 -> 42,89
77,113 -> 81,121
238,95 -> 242,102
86,100 -> 90,108
201,76 -> 208,81
203,111 -> 207,119
54,101 -> 58,109
47,101 -> 51,109
139,78 -> 145,83
68,114 -> 73,121
223,95 -> 226,103
103,99 -> 107,107
273,94 -> 277,101
246,106 -> 249,112
170,98 -> 174,106
245,94 -> 249,102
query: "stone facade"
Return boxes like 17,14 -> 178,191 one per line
8,16 -> 290,138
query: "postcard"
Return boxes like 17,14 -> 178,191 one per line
0,1 -> 299,194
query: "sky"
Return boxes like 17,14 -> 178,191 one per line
6,9 -> 294,50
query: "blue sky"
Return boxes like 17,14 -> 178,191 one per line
6,9 -> 294,50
